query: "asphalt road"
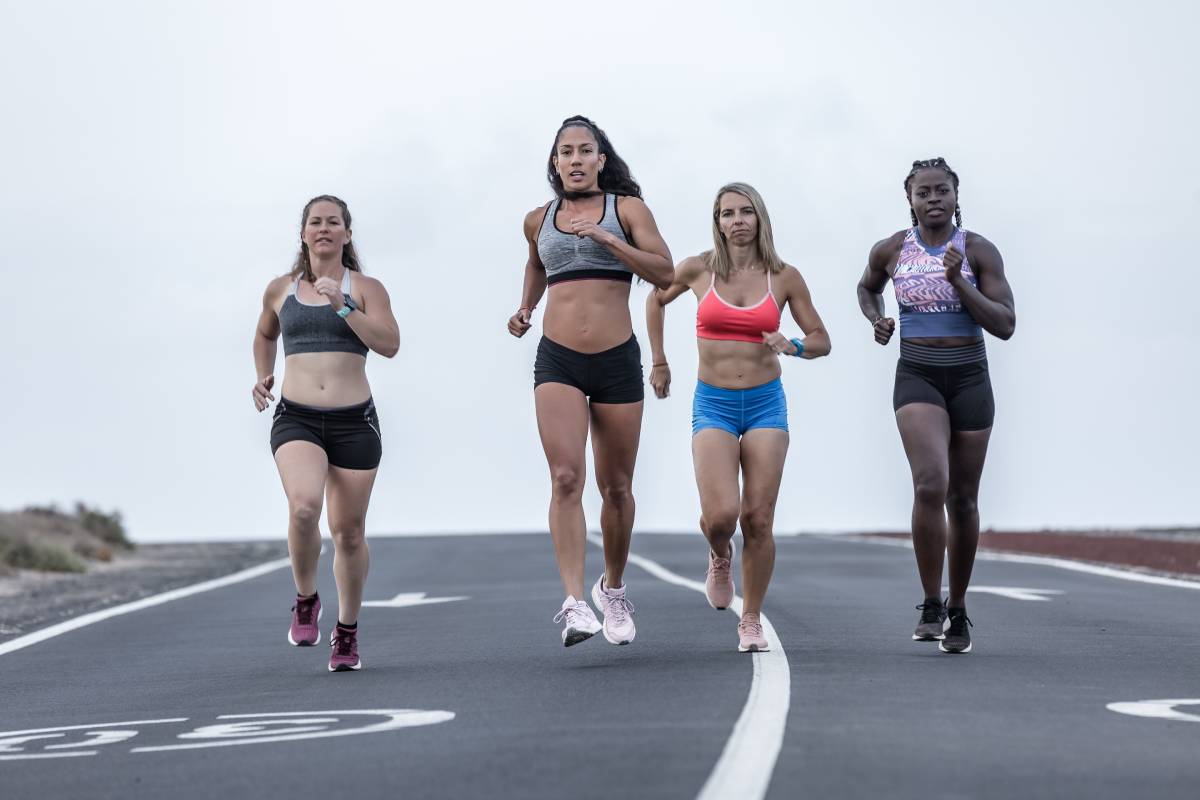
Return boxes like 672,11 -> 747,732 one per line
1,533 -> 1197,799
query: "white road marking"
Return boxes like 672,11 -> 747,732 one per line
1106,699 -> 1200,723
848,535 -> 1200,591
362,592 -> 468,608
130,710 -> 454,752
0,718 -> 187,761
942,585 -> 1065,602
0,558 -> 293,658
586,533 -> 789,800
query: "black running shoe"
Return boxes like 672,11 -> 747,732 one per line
939,607 -> 973,654
912,598 -> 947,641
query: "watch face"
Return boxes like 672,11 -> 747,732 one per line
342,294 -> 358,311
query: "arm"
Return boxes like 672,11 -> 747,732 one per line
947,234 -> 1016,340
857,232 -> 903,345
251,278 -> 284,411
573,196 -> 674,289
764,267 -> 831,359
509,207 -> 548,338
645,256 -> 705,398
341,276 -> 401,357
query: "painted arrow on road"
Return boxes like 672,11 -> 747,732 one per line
361,592 -> 469,608
942,585 -> 1065,602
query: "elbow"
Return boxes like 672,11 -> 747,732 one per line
652,269 -> 674,291
997,316 -> 1016,341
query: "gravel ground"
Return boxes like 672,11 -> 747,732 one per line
0,541 -> 288,643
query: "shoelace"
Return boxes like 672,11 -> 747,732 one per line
293,599 -> 317,625
739,620 -> 764,639
331,629 -> 356,656
603,594 -> 635,626
553,602 -> 590,626
915,601 -> 945,624
709,553 -> 731,579
946,612 -> 973,636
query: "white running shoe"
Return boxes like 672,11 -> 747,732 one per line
553,595 -> 602,647
590,575 -> 637,645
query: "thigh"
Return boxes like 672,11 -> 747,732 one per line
535,382 -> 591,474
326,464 -> 379,526
739,428 -> 789,511
589,399 -> 644,487
692,428 -> 742,517
274,440 -> 329,507
895,403 -> 952,483
948,427 -> 992,497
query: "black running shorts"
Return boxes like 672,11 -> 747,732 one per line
534,335 -> 645,404
893,358 -> 995,431
270,397 -> 382,470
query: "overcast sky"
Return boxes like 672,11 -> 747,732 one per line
2,1 -> 1196,542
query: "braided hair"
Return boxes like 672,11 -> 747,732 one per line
903,157 -> 962,228
546,115 -> 643,199
291,194 -> 364,283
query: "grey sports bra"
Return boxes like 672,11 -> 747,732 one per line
278,269 -> 368,357
537,193 -> 633,286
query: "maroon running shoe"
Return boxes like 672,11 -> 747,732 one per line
288,594 -> 321,646
329,625 -> 361,672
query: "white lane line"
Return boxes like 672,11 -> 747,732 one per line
586,533 -> 789,800
844,535 -> 1200,591
943,585 -> 1065,602
0,557 -> 293,657
362,592 -> 469,608
1107,699 -> 1200,723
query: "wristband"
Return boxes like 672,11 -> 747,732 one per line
789,338 -> 805,357
652,362 -> 668,368
336,305 -> 353,319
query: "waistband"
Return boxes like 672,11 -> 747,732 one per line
899,340 -> 986,367
695,377 -> 783,397
539,334 -> 636,358
277,396 -> 375,417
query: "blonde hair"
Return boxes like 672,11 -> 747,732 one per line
705,182 -> 784,281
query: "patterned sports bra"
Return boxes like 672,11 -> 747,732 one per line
893,227 -> 982,339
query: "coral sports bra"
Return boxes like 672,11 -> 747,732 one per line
695,269 -> 782,344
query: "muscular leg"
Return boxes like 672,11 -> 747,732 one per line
590,400 -> 644,590
325,465 -> 378,626
692,429 -> 742,561
535,383 -> 590,599
274,441 -> 328,597
945,428 -> 992,607
896,404 -> 951,600
738,429 -> 789,617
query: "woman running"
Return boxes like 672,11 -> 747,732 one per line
251,194 -> 400,671
507,115 -> 673,647
856,158 -> 1016,654
646,182 -> 830,652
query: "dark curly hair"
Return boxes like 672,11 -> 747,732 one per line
546,115 -> 642,199
904,157 -> 962,227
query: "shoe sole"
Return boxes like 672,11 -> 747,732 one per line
938,642 -> 972,654
602,629 -> 634,646
328,660 -> 362,672
563,627 -> 600,647
287,606 -> 323,646
706,594 -> 732,611
912,633 -> 946,641
738,644 -> 770,653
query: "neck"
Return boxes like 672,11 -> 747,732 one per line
728,242 -> 759,271
917,221 -> 955,246
562,189 -> 602,201
309,255 -> 344,280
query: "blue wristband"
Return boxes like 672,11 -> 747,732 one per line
789,338 -> 805,357
336,305 -> 353,319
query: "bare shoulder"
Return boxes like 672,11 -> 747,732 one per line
677,254 -> 710,285
615,195 -> 653,222
777,263 -> 811,294
353,272 -> 389,294
523,202 -> 553,239
965,231 -> 1001,260
262,273 -> 293,304
868,230 -> 907,268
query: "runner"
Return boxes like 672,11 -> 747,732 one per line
646,182 -> 830,652
856,158 -> 1016,654
507,115 -> 673,647
251,194 -> 400,671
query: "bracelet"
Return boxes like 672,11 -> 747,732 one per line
652,362 -> 668,368
336,305 -> 353,319
789,338 -> 805,357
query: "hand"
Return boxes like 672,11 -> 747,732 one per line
872,316 -> 896,345
314,276 -> 345,310
649,363 -> 671,399
569,218 -> 614,245
943,243 -> 964,285
508,307 -> 532,338
761,331 -> 797,356
252,374 -> 275,412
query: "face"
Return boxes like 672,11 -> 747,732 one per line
908,169 -> 957,226
553,126 -> 606,192
302,200 -> 351,257
716,192 -> 758,246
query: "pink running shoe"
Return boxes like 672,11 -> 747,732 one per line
328,625 -> 361,672
553,595 -> 602,647
738,613 -> 769,653
288,593 -> 321,646
705,542 -> 735,610
590,576 -> 636,645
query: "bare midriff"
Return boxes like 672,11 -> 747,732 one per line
281,352 -> 371,407
543,280 -> 634,353
697,339 -> 782,390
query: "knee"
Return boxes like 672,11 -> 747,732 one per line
703,507 -> 739,537
739,507 -> 774,539
598,480 -> 633,508
289,498 -> 321,527
946,490 -> 978,519
912,472 -> 948,507
550,466 -> 584,500
330,520 -> 366,552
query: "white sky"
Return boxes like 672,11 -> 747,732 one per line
2,1 -> 1197,542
